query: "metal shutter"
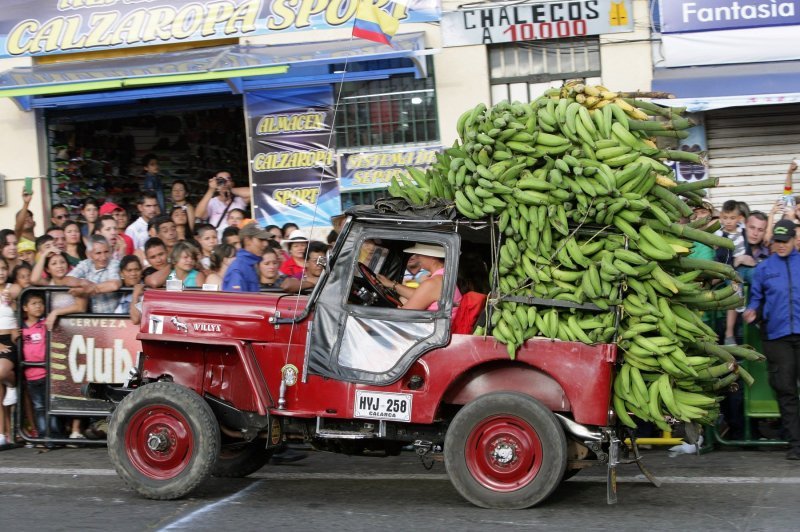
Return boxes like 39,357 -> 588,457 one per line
705,104 -> 800,213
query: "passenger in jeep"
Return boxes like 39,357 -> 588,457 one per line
378,243 -> 461,314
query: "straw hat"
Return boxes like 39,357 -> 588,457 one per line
281,229 -> 310,250
403,243 -> 445,258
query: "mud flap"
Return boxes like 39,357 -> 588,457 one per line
606,434 -> 619,505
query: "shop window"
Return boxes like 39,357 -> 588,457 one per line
488,37 -> 601,105
335,58 -> 439,150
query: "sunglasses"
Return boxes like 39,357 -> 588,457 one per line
53,214 -> 68,219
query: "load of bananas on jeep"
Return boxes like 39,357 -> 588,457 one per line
387,82 -> 765,431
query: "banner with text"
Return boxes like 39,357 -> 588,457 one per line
48,316 -> 139,414
253,178 -> 341,232
660,0 -> 800,34
339,146 -> 441,191
0,0 -> 441,57
441,0 -> 633,47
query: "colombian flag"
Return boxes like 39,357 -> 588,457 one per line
352,0 -> 400,46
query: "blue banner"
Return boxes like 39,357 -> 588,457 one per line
253,179 -> 341,231
0,0 -> 441,57
660,0 -> 800,34
339,146 -> 440,191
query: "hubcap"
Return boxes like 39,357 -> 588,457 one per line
465,414 -> 543,492
126,406 -> 195,480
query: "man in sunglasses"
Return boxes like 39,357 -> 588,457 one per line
50,204 -> 71,228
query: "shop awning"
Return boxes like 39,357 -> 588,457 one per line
651,61 -> 800,112
0,33 -> 432,110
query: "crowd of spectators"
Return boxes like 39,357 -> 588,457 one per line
0,162 -> 336,447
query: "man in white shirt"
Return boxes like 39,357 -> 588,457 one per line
125,192 -> 160,250
195,171 -> 251,234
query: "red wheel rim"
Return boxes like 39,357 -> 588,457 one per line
464,414 -> 543,492
125,405 -> 195,480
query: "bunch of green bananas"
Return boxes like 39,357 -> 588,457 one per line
388,83 -> 765,430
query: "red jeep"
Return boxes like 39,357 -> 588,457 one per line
89,205 -> 638,509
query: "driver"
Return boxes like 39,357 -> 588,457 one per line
378,243 -> 462,315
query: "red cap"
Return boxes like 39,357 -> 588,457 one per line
99,202 -> 124,216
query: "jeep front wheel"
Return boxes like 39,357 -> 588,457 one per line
107,382 -> 220,500
444,392 -> 567,509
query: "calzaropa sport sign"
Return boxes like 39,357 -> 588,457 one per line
440,0 -> 634,48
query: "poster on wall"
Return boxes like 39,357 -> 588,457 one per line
441,0 -> 634,47
339,146 -> 441,191
246,86 -> 341,232
48,316 -> 139,414
253,179 -> 341,235
0,0 -> 441,57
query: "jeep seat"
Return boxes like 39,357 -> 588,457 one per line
451,291 -> 487,335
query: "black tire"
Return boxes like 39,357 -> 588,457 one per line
107,382 -> 220,500
444,392 -> 567,509
212,440 -> 273,478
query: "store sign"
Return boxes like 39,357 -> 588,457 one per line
253,179 -> 342,230
440,0 -> 633,48
48,316 -> 139,414
246,86 -> 341,230
340,146 -> 440,191
660,0 -> 800,34
0,0 -> 441,58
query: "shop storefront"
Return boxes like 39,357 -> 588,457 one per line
651,0 -> 800,212
0,0 -> 441,234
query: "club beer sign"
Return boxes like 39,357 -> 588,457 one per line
48,316 -> 139,413
441,0 -> 634,48
0,0 -> 441,58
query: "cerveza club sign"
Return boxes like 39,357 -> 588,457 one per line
0,0 -> 440,57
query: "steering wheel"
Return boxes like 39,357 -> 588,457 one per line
357,262 -> 403,307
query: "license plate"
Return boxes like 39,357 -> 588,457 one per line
354,391 -> 412,422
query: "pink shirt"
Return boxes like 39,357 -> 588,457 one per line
22,320 -> 47,381
426,267 -> 462,315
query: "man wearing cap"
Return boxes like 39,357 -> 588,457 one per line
222,223 -> 271,292
100,202 -> 135,255
744,218 -> 800,460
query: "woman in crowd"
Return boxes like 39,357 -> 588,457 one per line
378,243 -> 462,315
63,221 -> 86,267
204,244 -> 236,289
79,198 -> 100,240
170,180 -> 195,231
258,248 -> 286,290
0,229 -> 22,272
194,224 -> 218,271
169,242 -> 205,288
0,258 -> 19,446
9,262 -> 32,300
114,255 -> 143,314
265,224 -> 283,243
171,206 -> 192,242
32,248 -> 88,442
279,230 -> 310,279
281,223 -> 299,240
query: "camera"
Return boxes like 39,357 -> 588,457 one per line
216,177 -> 227,186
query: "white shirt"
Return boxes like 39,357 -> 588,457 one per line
207,195 -> 248,235
125,217 -> 150,250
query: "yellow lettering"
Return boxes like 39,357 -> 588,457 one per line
201,1 -> 235,36
296,0 -> 328,28
34,18 -> 66,54
266,0 -> 299,30
108,9 -> 146,45
225,0 -> 260,35
172,4 -> 204,39
324,0 -> 354,26
59,16 -> 88,50
6,20 -> 38,55
85,11 -> 118,48
273,187 -> 321,207
141,7 -> 175,42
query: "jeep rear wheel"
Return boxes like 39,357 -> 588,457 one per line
108,382 -> 220,500
212,440 -> 273,478
444,392 -> 567,509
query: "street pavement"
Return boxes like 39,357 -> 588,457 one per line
1,444 -> 799,531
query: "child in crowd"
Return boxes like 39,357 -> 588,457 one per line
169,241 -> 205,288
714,200 -> 746,345
194,224 -> 218,271
21,291 -> 63,441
